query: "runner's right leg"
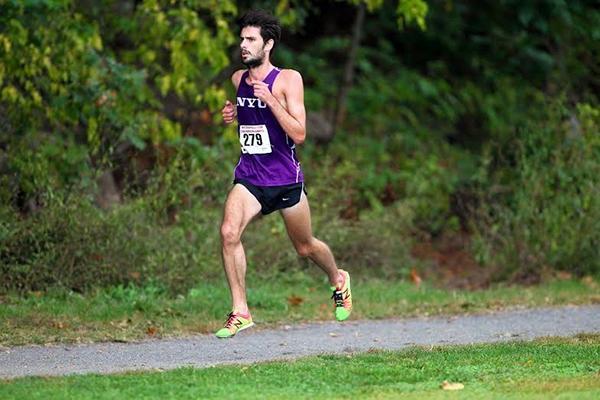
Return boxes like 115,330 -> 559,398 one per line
217,184 -> 261,337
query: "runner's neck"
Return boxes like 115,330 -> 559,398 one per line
247,62 -> 275,82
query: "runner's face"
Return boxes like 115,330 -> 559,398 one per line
240,26 -> 267,67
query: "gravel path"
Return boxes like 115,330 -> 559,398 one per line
2,305 -> 599,379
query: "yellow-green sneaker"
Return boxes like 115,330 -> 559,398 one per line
331,269 -> 352,321
215,312 -> 254,338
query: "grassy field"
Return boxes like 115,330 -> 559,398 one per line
1,336 -> 599,399
1,275 -> 598,346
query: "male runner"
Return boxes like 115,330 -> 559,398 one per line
216,10 -> 352,338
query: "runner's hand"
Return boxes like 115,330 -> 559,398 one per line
250,80 -> 274,106
222,100 -> 236,124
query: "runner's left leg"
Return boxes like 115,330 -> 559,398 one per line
280,192 -> 342,287
281,192 -> 353,321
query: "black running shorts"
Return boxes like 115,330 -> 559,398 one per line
234,179 -> 306,215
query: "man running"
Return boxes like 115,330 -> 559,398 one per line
216,10 -> 352,338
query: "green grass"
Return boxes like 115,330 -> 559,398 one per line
1,275 -> 598,346
1,336 -> 599,399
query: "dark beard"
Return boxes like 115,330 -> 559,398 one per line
242,56 -> 264,68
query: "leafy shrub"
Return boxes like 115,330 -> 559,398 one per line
472,100 -> 600,278
0,136 -> 422,294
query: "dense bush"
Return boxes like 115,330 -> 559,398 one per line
0,151 -> 419,294
472,101 -> 600,278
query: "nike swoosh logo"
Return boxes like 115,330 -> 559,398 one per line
282,197 -> 290,201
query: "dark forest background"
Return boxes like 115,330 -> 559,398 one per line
1,0 -> 598,294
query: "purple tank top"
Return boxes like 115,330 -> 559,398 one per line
234,68 -> 304,186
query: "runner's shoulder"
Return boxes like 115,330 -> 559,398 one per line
279,68 -> 303,82
231,69 -> 246,88
277,69 -> 303,92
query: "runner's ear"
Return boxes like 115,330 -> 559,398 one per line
264,38 -> 274,53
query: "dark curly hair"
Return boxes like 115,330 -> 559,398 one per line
238,10 -> 281,54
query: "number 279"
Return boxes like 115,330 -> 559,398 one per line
243,133 -> 263,146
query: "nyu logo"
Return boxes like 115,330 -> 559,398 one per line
237,97 -> 267,109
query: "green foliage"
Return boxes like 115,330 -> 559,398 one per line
339,67 -> 493,232
1,1 -> 101,131
472,100 -> 600,277
0,0 -> 238,205
2,132 -> 91,205
0,132 -> 245,293
396,0 -> 428,29
0,137 -> 421,293
1,0 -> 599,294
417,0 -> 599,95
111,0 -> 236,104
347,0 -> 428,29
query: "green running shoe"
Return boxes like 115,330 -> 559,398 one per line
331,269 -> 352,321
215,312 -> 254,338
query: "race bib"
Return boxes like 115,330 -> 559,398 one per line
239,124 -> 272,154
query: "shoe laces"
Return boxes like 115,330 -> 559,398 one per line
224,312 -> 239,329
332,286 -> 351,308
331,290 -> 345,308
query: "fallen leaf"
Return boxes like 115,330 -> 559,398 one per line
287,295 -> 304,306
441,381 -> 464,391
51,321 -> 66,329
556,271 -> 572,280
410,268 -> 422,288
117,319 -> 129,328
129,271 -> 141,280
146,326 -> 158,336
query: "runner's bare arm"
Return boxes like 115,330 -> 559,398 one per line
222,70 -> 246,124
252,70 -> 306,145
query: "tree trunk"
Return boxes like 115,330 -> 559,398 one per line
332,3 -> 366,136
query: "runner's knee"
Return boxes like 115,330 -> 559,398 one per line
295,238 -> 316,258
220,223 -> 241,247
